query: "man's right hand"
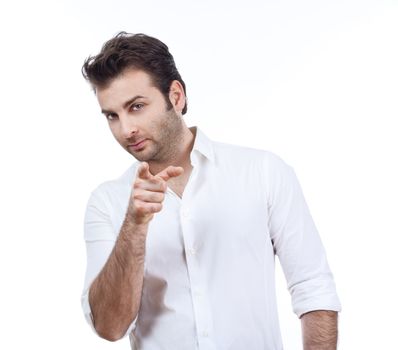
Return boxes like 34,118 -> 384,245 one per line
89,160 -> 183,341
127,162 -> 184,225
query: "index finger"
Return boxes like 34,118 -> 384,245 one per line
155,166 -> 184,182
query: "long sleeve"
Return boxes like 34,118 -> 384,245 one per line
266,156 -> 341,318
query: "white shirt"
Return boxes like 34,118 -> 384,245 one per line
82,126 -> 341,350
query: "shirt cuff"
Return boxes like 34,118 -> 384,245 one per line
290,276 -> 342,318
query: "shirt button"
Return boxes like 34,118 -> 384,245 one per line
187,248 -> 196,256
201,331 -> 209,337
181,209 -> 189,218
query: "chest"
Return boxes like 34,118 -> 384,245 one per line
143,169 -> 272,274
166,167 -> 193,199
167,175 -> 190,199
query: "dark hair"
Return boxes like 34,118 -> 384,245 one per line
82,31 -> 187,115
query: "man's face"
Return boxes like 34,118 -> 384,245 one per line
96,69 -> 184,163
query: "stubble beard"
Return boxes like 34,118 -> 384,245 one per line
129,108 -> 184,164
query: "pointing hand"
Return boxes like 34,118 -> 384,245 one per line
127,162 -> 184,225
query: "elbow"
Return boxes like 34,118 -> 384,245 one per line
95,325 -> 125,342
89,299 -> 138,341
92,312 -> 138,342
92,315 -> 127,342
101,333 -> 124,342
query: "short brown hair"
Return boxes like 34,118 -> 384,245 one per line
82,31 -> 188,114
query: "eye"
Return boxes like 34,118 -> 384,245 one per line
131,103 -> 144,111
105,113 -> 118,121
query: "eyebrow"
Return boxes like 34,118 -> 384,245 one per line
101,95 -> 146,114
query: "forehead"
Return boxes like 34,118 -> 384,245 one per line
96,69 -> 159,109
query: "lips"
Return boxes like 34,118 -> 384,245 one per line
129,139 -> 146,147
128,139 -> 147,151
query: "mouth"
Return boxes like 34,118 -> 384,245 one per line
128,139 -> 147,151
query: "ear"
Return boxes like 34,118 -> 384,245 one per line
168,80 -> 186,113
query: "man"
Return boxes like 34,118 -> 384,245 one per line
81,31 -> 341,350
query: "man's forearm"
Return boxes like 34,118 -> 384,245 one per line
301,310 -> 338,350
89,216 -> 148,341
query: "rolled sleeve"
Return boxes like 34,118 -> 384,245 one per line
81,188 -> 137,338
266,156 -> 341,318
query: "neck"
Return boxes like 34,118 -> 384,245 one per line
148,126 -> 196,175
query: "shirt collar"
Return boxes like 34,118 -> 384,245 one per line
129,125 -> 215,182
189,126 -> 215,165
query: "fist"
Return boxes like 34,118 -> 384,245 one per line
127,161 -> 184,225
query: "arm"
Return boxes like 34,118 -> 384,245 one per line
88,217 -> 148,341
301,310 -> 338,350
87,162 -> 183,341
264,155 -> 341,344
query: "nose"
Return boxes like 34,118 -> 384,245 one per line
119,115 -> 138,139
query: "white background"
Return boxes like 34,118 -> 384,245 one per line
0,0 -> 397,349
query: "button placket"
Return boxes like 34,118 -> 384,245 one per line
181,208 -> 190,219
178,163 -> 215,349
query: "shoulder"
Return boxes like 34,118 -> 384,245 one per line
211,140 -> 296,198
212,139 -> 292,171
